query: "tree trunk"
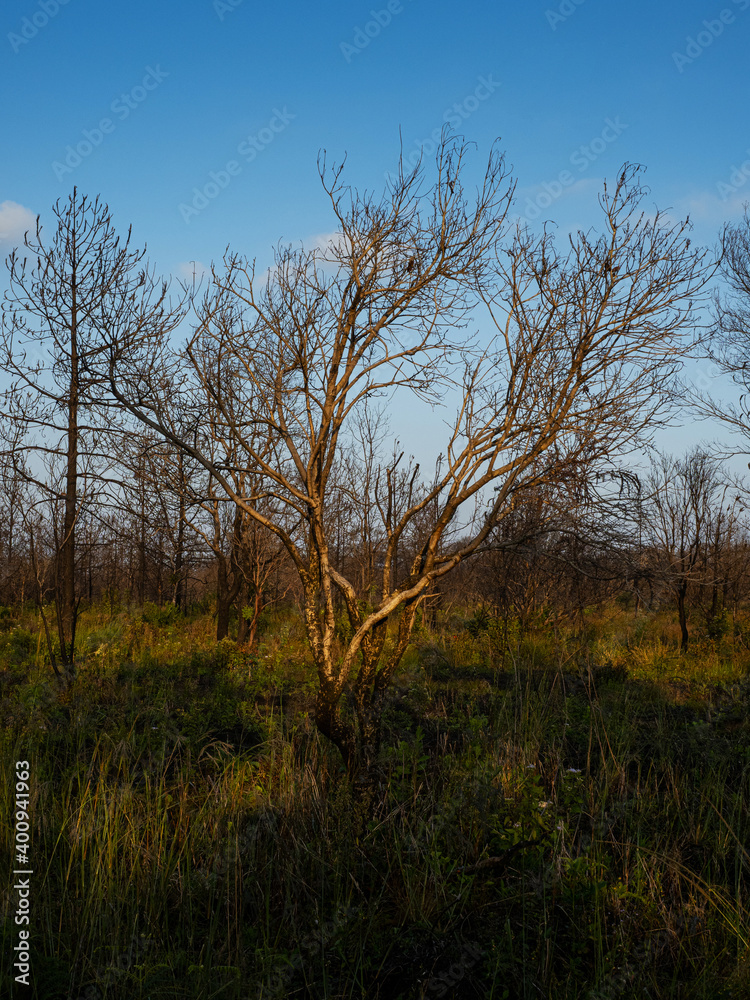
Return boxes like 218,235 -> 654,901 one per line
216,548 -> 243,642
138,488 -> 147,603
58,285 -> 79,675
237,582 -> 262,647
314,685 -> 357,774
174,479 -> 186,609
677,584 -> 689,653
216,553 -> 232,640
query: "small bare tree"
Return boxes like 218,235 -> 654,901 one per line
181,475 -> 289,644
640,449 -> 739,651
0,424 -> 32,606
0,190 -> 187,679
96,140 -> 711,790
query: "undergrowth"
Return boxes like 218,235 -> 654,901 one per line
1,602 -> 749,998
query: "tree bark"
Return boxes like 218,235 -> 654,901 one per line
677,583 -> 689,653
215,551 -> 235,640
58,260 -> 79,675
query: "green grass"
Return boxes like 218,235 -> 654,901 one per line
1,602 -> 750,998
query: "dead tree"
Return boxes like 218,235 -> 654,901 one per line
641,449 -> 741,650
0,190 -> 187,679
96,141 -> 711,788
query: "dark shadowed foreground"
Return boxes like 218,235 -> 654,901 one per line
1,600 -> 749,999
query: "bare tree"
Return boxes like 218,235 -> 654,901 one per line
0,190 -> 187,679
95,140 -> 711,791
233,507 -> 292,647
0,424 -> 32,606
639,449 -> 741,651
146,303 -> 294,642
182,475 -> 289,644
688,208 -> 750,447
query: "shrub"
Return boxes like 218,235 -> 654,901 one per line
465,607 -> 492,637
704,605 -> 730,642
0,626 -> 36,666
141,601 -> 181,627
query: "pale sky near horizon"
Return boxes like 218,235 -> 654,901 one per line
1,0 -> 749,471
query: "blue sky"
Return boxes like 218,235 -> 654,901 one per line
1,0 -> 749,465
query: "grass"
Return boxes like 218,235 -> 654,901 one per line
1,600 -> 750,998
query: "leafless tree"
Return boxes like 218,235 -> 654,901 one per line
0,424 -> 32,605
94,139 -> 711,790
687,208 -> 750,448
639,449 -> 741,651
146,302 -> 295,642
0,190 -> 187,679
182,474 -> 290,644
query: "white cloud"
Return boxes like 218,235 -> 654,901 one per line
677,190 -> 748,226
639,189 -> 748,249
251,233 -> 346,287
0,201 -> 36,248
307,230 -> 346,254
